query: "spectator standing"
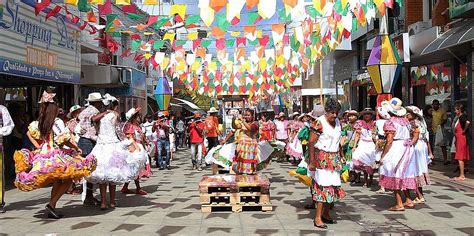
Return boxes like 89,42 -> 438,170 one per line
176,118 -> 186,148
205,107 -> 220,150
189,112 -> 205,171
431,100 -> 449,164
154,113 -> 171,170
452,103 -> 471,181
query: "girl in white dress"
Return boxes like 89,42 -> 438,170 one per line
375,103 -> 391,194
308,99 -> 345,229
87,97 -> 137,210
351,108 -> 377,187
379,98 -> 417,211
406,106 -> 432,204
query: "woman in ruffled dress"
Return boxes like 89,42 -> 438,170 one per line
87,96 -> 140,210
378,98 -> 417,211
340,110 -> 358,183
405,106 -> 432,204
374,103 -> 391,194
308,98 -> 345,229
14,91 -> 96,219
121,108 -> 148,195
287,112 -> 304,164
351,108 -> 377,187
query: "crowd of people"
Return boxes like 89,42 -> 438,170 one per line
0,89 -> 471,229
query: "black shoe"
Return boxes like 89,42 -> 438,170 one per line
159,167 -> 164,170
45,205 -> 61,219
322,217 -> 337,224
167,166 -> 171,170
314,222 -> 328,229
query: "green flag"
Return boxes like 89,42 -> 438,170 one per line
153,40 -> 165,49
127,13 -> 144,20
248,12 -> 261,24
216,13 -> 230,31
78,0 -> 91,12
185,15 -> 201,26
225,39 -> 235,47
105,14 -> 117,32
154,16 -> 171,30
131,39 -> 141,52
201,40 -> 212,48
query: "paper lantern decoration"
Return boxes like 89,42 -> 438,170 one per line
366,34 -> 402,94
154,77 -> 172,111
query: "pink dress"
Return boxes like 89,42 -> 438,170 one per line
286,121 -> 304,159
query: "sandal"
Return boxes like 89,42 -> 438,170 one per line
453,177 -> 466,181
403,203 -> 415,209
375,189 -> 386,194
413,198 -> 425,204
136,189 -> 148,195
388,206 -> 405,211
314,221 -> 328,229
109,203 -> 117,208
121,188 -> 134,194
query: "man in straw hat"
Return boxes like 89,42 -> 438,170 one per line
77,92 -> 110,206
205,107 -> 220,151
189,112 -> 205,171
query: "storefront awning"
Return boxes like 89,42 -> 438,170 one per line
421,19 -> 474,56
172,98 -> 202,111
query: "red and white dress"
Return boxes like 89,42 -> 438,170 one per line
351,120 -> 377,174
379,117 -> 417,190
309,116 -> 345,203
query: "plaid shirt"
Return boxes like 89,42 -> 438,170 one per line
78,105 -> 99,141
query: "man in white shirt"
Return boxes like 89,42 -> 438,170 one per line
0,105 -> 14,213
176,119 -> 186,148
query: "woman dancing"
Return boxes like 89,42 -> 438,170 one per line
87,96 -> 141,209
378,98 -> 417,211
14,91 -> 96,219
406,106 -> 432,204
351,108 -> 377,187
308,98 -> 346,229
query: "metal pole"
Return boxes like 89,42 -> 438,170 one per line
319,60 -> 323,104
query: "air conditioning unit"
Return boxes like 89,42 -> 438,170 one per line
408,21 -> 431,36
120,68 -> 132,84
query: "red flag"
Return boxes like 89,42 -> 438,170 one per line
120,48 -> 131,58
130,34 -> 141,40
283,34 -> 289,45
78,21 -> 88,30
45,5 -> 61,21
151,56 -> 159,68
146,15 -> 158,26
88,25 -> 97,34
98,0 -> 112,15
259,35 -> 269,46
193,39 -> 201,51
236,37 -> 246,47
71,16 -> 80,24
35,0 -> 51,16
216,38 -> 225,50
134,53 -> 144,62
122,4 -> 137,13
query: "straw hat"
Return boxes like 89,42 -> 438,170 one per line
377,101 -> 391,120
406,105 -> 423,118
208,107 -> 218,113
382,98 -> 406,117
346,110 -> 359,117
291,112 -> 300,118
85,92 -> 103,102
69,105 -> 82,114
277,112 -> 286,118
126,107 -> 141,121
360,107 -> 376,116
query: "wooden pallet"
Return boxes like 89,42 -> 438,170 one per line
201,203 -> 273,213
200,192 -> 271,205
211,164 -> 234,175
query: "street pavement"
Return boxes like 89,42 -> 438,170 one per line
1,148 -> 473,236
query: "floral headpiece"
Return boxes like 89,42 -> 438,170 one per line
38,91 -> 56,104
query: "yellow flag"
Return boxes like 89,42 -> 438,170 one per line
230,31 -> 241,37
188,32 -> 198,40
276,55 -> 285,66
241,60 -> 250,71
259,58 -> 267,71
90,0 -> 104,4
144,0 -> 158,5
115,0 -> 130,5
170,4 -> 187,20
256,30 -> 262,38
161,57 -> 170,70
191,61 -> 201,71
176,61 -> 185,72
144,53 -> 152,60
144,32 -> 154,35
209,61 -> 217,72
64,0 -> 78,5
163,32 -> 176,43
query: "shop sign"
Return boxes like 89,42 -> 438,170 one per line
0,0 -> 80,83
449,0 -> 474,18
393,33 -> 410,63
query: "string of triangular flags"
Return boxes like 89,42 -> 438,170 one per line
35,0 -> 402,98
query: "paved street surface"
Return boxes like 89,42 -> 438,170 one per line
1,149 -> 473,235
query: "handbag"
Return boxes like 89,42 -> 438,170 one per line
435,125 -> 444,146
